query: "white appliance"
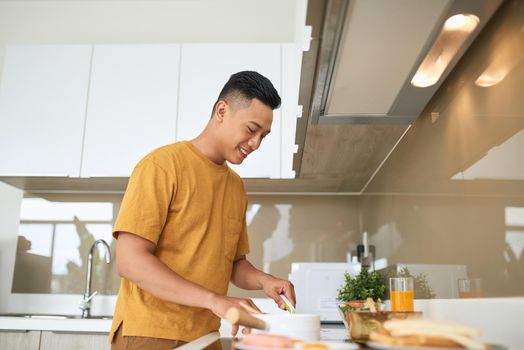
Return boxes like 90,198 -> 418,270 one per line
288,262 -> 360,322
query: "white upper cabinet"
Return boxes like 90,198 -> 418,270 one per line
0,45 -> 91,176
0,43 -> 299,180
81,44 -> 180,177
177,44 -> 282,178
281,43 -> 302,179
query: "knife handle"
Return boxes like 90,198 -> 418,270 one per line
225,307 -> 268,330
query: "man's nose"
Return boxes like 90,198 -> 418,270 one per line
248,136 -> 262,151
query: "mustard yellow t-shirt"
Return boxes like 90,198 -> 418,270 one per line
109,141 -> 250,343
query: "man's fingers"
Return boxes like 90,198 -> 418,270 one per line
261,278 -> 297,310
284,285 -> 296,306
270,292 -> 286,310
277,284 -> 296,309
231,324 -> 239,336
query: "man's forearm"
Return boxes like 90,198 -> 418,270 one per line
230,257 -> 272,290
123,249 -> 217,307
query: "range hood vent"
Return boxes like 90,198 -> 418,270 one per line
307,0 -> 502,125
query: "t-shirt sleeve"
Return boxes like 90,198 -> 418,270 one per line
113,159 -> 175,245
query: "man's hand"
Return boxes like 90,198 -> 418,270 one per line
230,257 -> 296,312
260,275 -> 296,311
207,294 -> 261,336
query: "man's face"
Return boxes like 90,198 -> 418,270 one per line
218,98 -> 273,165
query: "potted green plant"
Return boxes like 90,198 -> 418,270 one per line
336,268 -> 386,342
337,268 -> 386,312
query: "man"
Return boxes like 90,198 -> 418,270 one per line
110,71 -> 296,350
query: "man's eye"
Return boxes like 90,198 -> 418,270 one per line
247,127 -> 254,133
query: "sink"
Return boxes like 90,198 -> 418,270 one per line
0,313 -> 112,320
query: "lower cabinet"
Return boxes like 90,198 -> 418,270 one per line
0,330 -> 110,350
40,331 -> 110,350
0,330 -> 41,349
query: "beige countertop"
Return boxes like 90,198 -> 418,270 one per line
0,314 -> 112,333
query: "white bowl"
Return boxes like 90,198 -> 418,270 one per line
251,313 -> 321,341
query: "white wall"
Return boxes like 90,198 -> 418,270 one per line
0,181 -> 23,313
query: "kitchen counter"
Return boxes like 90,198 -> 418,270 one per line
2,298 -> 522,349
0,298 -> 277,334
0,315 -> 112,333
320,323 -> 350,341
0,314 -> 347,337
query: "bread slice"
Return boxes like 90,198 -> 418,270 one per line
390,329 -> 487,349
369,331 -> 461,347
370,319 -> 487,349
384,319 -> 481,338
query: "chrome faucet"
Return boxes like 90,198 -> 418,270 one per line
79,239 -> 111,318
357,232 -> 375,270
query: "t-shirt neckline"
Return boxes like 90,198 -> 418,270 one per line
183,141 -> 229,173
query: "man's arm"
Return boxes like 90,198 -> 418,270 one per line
115,232 -> 259,321
230,256 -> 296,310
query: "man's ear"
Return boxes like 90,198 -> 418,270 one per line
214,100 -> 227,122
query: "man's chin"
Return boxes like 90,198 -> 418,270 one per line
227,157 -> 244,165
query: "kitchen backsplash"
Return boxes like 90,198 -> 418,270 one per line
9,191 -> 523,299
10,193 -> 362,297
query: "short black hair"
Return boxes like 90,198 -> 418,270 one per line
214,71 -> 281,112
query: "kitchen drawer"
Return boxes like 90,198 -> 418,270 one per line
0,330 -> 40,350
40,331 -> 109,350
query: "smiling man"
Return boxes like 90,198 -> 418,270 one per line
109,71 -> 295,350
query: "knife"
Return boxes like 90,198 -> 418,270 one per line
280,294 -> 296,314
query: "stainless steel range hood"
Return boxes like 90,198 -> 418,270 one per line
290,0 -> 503,193
306,0 -> 503,125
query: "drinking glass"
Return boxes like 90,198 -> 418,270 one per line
458,278 -> 482,298
390,277 -> 414,312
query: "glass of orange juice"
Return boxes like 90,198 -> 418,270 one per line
389,277 -> 414,312
458,278 -> 482,298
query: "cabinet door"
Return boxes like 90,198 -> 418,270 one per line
40,331 -> 109,350
81,44 -> 180,177
177,44 -> 281,178
281,44 -> 302,179
0,330 -> 40,350
0,45 -> 91,176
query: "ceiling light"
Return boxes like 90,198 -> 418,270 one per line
475,69 -> 508,87
411,14 -> 480,88
475,29 -> 524,87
